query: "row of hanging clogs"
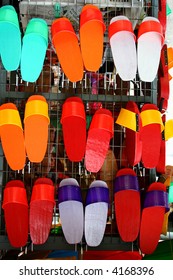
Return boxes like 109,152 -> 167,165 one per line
61,97 -> 173,173
0,95 -> 50,170
2,94 -> 173,174
0,95 -> 114,173
42,12 -> 165,83
61,96 -> 114,173
2,170 -> 170,255
0,4 -> 165,83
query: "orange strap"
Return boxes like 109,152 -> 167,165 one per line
24,99 -> 50,123
116,108 -> 138,132
109,20 -> 135,40
0,109 -> 22,129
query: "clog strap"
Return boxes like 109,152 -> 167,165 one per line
116,108 -> 139,132
144,190 -> 169,212
31,184 -> 55,204
90,113 -> 114,137
0,5 -> 19,27
108,20 -> 135,40
24,99 -> 50,123
2,187 -> 28,208
58,185 -> 82,203
114,175 -> 139,193
51,18 -> 77,39
140,109 -> 164,131
0,108 -> 23,129
86,186 -> 109,205
25,18 -> 48,46
80,7 -> 105,32
61,101 -> 86,122
137,20 -> 164,45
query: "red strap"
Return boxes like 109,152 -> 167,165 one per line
90,113 -> 114,137
108,20 -> 135,40
31,184 -> 55,204
138,20 -> 164,44
61,101 -> 86,122
80,7 -> 105,32
2,187 -> 28,208
51,18 -> 76,39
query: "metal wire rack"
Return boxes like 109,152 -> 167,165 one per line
1,0 -> 169,256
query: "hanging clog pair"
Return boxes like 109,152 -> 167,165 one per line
116,101 -> 164,169
61,96 -> 114,173
0,5 -> 48,82
0,95 -> 50,170
2,177 -> 55,247
58,178 -> 109,247
109,15 -> 164,82
51,4 -> 105,82
113,168 -> 169,255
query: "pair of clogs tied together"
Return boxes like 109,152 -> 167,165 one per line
108,15 -> 164,82
0,95 -> 50,171
61,96 -> 114,173
2,178 -> 55,248
0,5 -> 48,83
58,178 -> 109,247
2,171 -> 170,253
0,94 -> 113,174
116,101 -> 173,170
113,168 -> 169,255
51,4 -> 106,82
